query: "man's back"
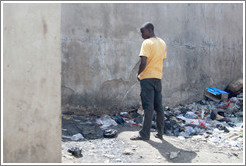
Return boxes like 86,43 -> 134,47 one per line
138,37 -> 166,80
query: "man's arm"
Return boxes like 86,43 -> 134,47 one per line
137,56 -> 147,80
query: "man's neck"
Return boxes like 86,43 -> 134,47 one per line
148,34 -> 156,39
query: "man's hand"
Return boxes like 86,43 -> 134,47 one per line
137,74 -> 140,81
137,56 -> 147,81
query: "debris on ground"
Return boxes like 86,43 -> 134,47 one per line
67,147 -> 83,158
61,81 -> 243,163
62,114 -> 104,140
96,114 -> 118,129
168,151 -> 180,159
62,89 -> 243,152
122,148 -> 134,155
62,110 -> 142,141
225,78 -> 243,98
162,92 -> 243,151
71,133 -> 84,141
103,129 -> 118,138
205,88 -> 229,102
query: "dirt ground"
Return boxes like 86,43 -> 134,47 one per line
62,125 -> 244,164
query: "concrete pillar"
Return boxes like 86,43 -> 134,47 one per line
3,3 -> 61,163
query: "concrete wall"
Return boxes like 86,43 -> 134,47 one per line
3,4 -> 61,162
61,3 -> 243,114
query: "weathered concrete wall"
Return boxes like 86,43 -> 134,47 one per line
3,4 -> 61,162
61,3 -> 243,114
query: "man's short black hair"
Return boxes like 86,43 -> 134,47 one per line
143,22 -> 154,31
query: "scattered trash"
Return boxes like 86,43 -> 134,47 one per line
103,154 -> 115,159
138,155 -> 144,159
67,147 -> 83,158
134,114 -> 143,124
115,115 -> 125,125
62,114 -> 72,120
125,120 -> 142,127
168,151 -> 180,159
179,126 -> 205,138
120,112 -> 129,118
161,91 -> 243,152
71,133 -> 84,141
178,136 -> 185,140
225,78 -> 243,97
103,129 -> 118,138
205,88 -> 229,102
131,145 -> 137,151
176,115 -> 207,127
137,101 -> 144,115
216,124 -> 230,133
61,88 -> 243,153
62,115 -> 104,140
62,135 -> 72,139
123,149 -> 134,155
96,115 -> 118,129
115,158 -> 122,162
228,152 -> 239,158
216,101 -> 231,109
185,111 -> 198,119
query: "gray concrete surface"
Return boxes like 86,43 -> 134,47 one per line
61,3 -> 243,115
3,3 -> 61,163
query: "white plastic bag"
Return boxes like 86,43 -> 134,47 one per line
97,115 -> 118,129
71,133 -> 84,141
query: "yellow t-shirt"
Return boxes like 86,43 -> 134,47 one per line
138,37 -> 167,80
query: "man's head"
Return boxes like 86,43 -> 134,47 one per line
140,22 -> 155,39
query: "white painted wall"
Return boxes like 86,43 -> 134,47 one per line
3,3 -> 61,163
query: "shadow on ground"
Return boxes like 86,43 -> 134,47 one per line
62,115 -> 197,163
146,139 -> 197,163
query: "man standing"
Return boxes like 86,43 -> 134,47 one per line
131,22 -> 167,140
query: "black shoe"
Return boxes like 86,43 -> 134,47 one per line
154,133 -> 163,140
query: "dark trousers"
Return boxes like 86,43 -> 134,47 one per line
139,78 -> 164,139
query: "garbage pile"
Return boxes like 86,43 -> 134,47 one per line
109,92 -> 243,150
62,85 -> 243,150
162,92 -> 243,150
61,113 -> 134,141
